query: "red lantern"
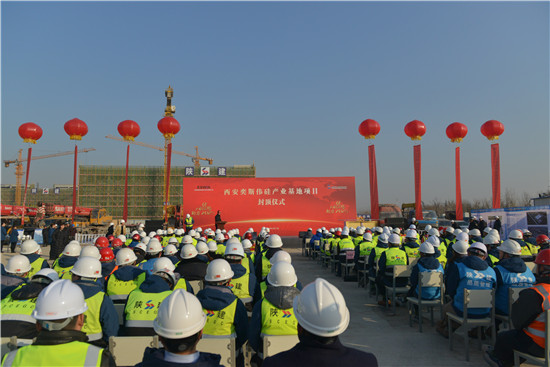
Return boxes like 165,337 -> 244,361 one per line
404,120 -> 426,141
481,120 -> 504,141
18,122 -> 43,144
358,119 -> 381,140
64,118 -> 88,140
117,120 -> 141,141
446,122 -> 468,143
157,116 -> 180,139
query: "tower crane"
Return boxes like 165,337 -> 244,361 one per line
4,148 -> 96,205
105,135 -> 213,169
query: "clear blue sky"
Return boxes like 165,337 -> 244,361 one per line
1,1 -> 549,212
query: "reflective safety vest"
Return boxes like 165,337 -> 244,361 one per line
82,291 -> 105,341
416,262 -> 444,300
261,256 -> 272,279
524,283 -> 550,348
494,265 -> 535,315
185,217 -> 194,228
125,289 -> 172,328
260,281 -> 297,298
106,271 -> 147,301
53,258 -> 76,280
339,238 -> 355,252
175,236 -> 183,244
216,244 -> 226,256
358,241 -> 375,257
403,245 -> 420,259
488,254 -> 499,267
125,239 -> 133,247
373,247 -> 388,265
260,299 -> 298,336
353,236 -> 363,246
520,245 -> 534,257
323,238 -> 333,255
528,243 -> 540,256
174,278 -> 188,291
437,253 -> 447,269
453,262 -> 496,316
1,290 -> 37,324
385,247 -> 407,266
161,237 -> 170,248
203,299 -> 238,337
1,341 -> 103,367
229,272 -> 252,303
28,257 -> 47,279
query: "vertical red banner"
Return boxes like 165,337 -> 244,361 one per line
164,142 -> 173,223
455,146 -> 463,220
368,144 -> 379,220
123,144 -> 130,222
413,144 -> 423,220
72,144 -> 78,222
21,147 -> 32,225
491,143 -> 501,208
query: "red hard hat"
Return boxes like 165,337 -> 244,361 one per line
335,230 -> 342,236
154,235 -> 161,241
132,234 -> 141,241
100,248 -> 115,262
95,236 -> 109,248
535,249 -> 550,265
112,238 -> 123,248
224,233 -> 229,240
244,232 -> 253,240
536,235 -> 549,245
107,235 -> 114,242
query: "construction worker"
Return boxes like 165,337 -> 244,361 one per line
469,228 -> 483,244
124,259 -> 177,336
1,268 -> 58,341
494,240 -> 536,316
139,238 -> 164,275
536,234 -> 550,251
407,242 -> 443,301
52,242 -> 81,280
367,233 -> 389,281
99,247 -> 118,281
173,228 -> 185,244
70,256 -> 119,347
196,259 -> 249,351
376,233 -> 408,306
225,242 -> 257,310
248,262 -> 301,362
163,243 -> 179,265
19,239 -> 49,278
2,255 -> 32,299
484,249 -> 550,366
483,234 -> 501,267
134,242 -> 147,264
437,242 -> 496,338
336,229 -> 355,276
523,229 -> 539,255
508,229 -> 535,260
262,278 -> 378,366
402,229 -> 421,259
185,214 -> 194,233
175,244 -> 208,282
128,233 -> 141,248
1,279 -> 116,366
106,247 -> 148,303
255,234 -> 283,281
427,235 -> 447,268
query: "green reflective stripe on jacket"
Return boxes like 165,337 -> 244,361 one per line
260,299 -> 298,336
106,271 -> 147,300
174,278 -> 188,291
339,238 -> 355,251
1,341 -> 102,367
81,291 -> 105,341
359,241 -> 375,257
202,299 -> 238,336
125,239 -> 133,247
385,247 -> 407,266
125,289 -> 172,326
1,292 -> 36,323
353,236 -> 363,246
521,246 -> 534,257
28,257 -> 46,279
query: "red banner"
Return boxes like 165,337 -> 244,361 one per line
182,177 -> 357,236
413,144 -> 423,220
491,143 -> 501,209
455,146 -> 463,220
368,144 -> 379,220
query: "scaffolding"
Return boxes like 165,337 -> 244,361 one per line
1,185 -> 74,207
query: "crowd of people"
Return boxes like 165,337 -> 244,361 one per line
0,222 -> 378,367
304,221 -> 549,367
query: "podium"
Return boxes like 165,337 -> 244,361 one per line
215,220 -> 227,230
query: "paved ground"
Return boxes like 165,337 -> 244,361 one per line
2,237 -> 493,366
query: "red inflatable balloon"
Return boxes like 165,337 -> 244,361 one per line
18,122 -> 43,144
446,122 -> 468,143
481,120 -> 504,141
358,119 -> 381,140
404,120 -> 426,141
157,116 -> 180,139
64,118 -> 88,140
118,120 -> 141,141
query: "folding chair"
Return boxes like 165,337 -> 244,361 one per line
1,337 -> 17,360
109,335 -> 159,367
384,264 -> 411,315
341,251 -> 355,278
495,287 -> 527,330
114,303 -> 125,326
525,262 -> 536,272
368,256 -> 378,299
262,335 -> 299,358
189,280 -> 204,294
312,240 -> 320,260
303,238 -> 310,257
513,309 -> 550,367
447,288 -> 496,361
357,254 -> 369,288
406,271 -> 444,332
197,336 -> 236,367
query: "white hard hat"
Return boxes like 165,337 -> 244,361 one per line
20,239 -> 40,255
116,248 -> 137,266
293,278 -> 349,337
266,234 -> 283,248
378,233 -> 389,244
32,268 -> 59,282
225,243 -> 244,258
483,227 -> 492,235
388,234 -> 401,245
428,228 -> 440,237
168,237 -> 179,245
120,219 -> 125,224
424,225 -> 432,232
135,243 -> 147,252
269,250 -> 292,265
205,259 -> 234,282
196,241 -> 209,255
470,229 -> 481,237
189,230 -> 197,237
357,227 -> 365,235
207,242 -> 218,252
139,231 -> 147,238
427,235 -> 440,248
5,255 -> 32,274
509,230 -> 523,240
483,235 -> 500,246
215,229 -> 222,234
186,214 -> 190,218
167,228 -> 174,235
392,228 -> 401,235
180,244 -> 198,259
164,244 -> 178,256
227,237 -> 240,245
489,229 -> 501,240
446,226 -> 455,234
469,242 -> 487,255
363,233 -> 373,241
182,235 -> 194,245
70,257 -> 102,278
267,262 -> 297,287
241,239 -> 253,250
341,229 -> 349,236
405,229 -> 418,239
32,280 -> 88,321
156,229 -> 163,235
80,246 -> 101,260
215,233 -> 225,242
68,240 -> 80,247
63,242 -> 81,257
153,289 -> 206,339
452,240 -> 469,255
409,224 -> 417,230
147,239 -> 163,254
110,222 -> 115,226
456,232 -> 469,243
148,231 -> 156,237
419,242 -> 435,254
497,239 -> 522,256
455,229 -> 463,236
118,235 -> 127,243
131,230 -> 139,236
175,229 -> 184,236
153,257 -> 176,274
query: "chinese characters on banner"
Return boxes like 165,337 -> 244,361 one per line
182,177 -> 357,236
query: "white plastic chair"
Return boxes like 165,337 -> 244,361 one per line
384,264 -> 411,314
495,287 -> 527,330
189,280 -> 204,294
197,336 -> 236,367
114,303 -> 125,326
262,334 -> 299,358
109,335 -> 159,367
513,309 -> 550,367
406,271 -> 444,332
